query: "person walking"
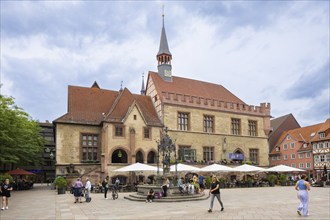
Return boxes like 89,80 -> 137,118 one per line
208,175 -> 224,213
73,178 -> 84,203
0,179 -> 13,210
115,178 -> 120,190
85,178 -> 91,202
102,176 -> 110,199
295,174 -> 311,216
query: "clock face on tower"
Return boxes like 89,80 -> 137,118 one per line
164,69 -> 172,77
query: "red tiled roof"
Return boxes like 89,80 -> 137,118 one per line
310,118 -> 330,142
105,88 -> 162,126
270,114 -> 300,134
54,85 -> 118,125
268,114 -> 300,151
105,88 -> 135,123
134,95 -> 163,126
54,84 -> 162,126
269,123 -> 323,155
148,71 -> 246,105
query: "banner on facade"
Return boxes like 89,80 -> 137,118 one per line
229,153 -> 244,160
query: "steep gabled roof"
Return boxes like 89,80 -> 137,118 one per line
54,85 -> 118,125
105,88 -> 135,123
148,71 -> 246,105
54,84 -> 162,127
104,88 -> 162,126
134,94 -> 163,126
268,114 -> 301,152
270,114 -> 300,135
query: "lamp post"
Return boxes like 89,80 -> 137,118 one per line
50,152 -> 54,160
46,148 -> 56,189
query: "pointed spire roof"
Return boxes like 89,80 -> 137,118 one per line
140,73 -> 145,95
119,80 -> 123,92
157,13 -> 171,56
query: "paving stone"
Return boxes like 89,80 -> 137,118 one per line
0,184 -> 329,220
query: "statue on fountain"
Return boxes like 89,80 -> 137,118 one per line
157,127 -> 177,183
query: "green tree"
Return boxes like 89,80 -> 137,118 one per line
0,95 -> 44,166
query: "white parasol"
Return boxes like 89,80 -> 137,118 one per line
265,164 -> 306,172
199,163 -> 234,172
114,162 -> 162,172
170,163 -> 201,172
232,164 -> 266,172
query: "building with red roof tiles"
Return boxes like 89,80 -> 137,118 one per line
53,13 -> 273,184
145,14 -> 271,167
54,82 -> 163,184
268,114 -> 300,153
269,120 -> 330,179
311,118 -> 330,181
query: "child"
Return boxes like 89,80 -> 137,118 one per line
146,189 -> 154,203
1,179 -> 13,210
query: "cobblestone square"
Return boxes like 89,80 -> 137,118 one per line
0,184 -> 329,220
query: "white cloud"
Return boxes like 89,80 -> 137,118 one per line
1,1 -> 329,127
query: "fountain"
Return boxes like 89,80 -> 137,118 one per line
124,127 -> 209,202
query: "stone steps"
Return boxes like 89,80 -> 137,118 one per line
124,192 -> 210,202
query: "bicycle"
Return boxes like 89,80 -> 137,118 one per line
112,186 -> 119,200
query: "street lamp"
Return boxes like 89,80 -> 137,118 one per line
50,152 -> 54,160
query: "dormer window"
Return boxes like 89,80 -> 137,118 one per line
319,132 -> 325,139
276,146 -> 280,152
303,143 -> 307,148
286,135 -> 291,140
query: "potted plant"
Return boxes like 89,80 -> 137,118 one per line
267,174 -> 277,187
247,177 -> 253,187
279,174 -> 287,186
218,177 -> 226,188
205,176 -> 212,189
54,176 -> 67,194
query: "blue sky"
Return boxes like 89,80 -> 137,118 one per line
1,1 -> 329,127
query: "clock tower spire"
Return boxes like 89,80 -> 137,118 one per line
157,5 -> 172,81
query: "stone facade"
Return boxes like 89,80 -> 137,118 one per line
54,86 -> 163,185
159,98 -> 270,166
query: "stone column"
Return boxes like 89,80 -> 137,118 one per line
129,128 -> 136,164
101,124 -> 109,177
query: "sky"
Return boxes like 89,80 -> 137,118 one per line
1,1 -> 329,127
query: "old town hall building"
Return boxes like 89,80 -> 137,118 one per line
54,14 -> 271,184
